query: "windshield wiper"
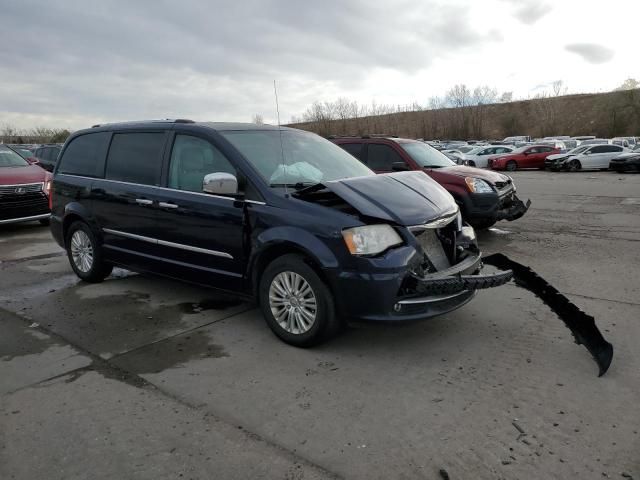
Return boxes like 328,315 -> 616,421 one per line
270,182 -> 319,190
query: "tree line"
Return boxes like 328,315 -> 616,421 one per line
287,78 -> 639,140
0,125 -> 71,144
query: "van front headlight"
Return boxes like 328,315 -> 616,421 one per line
342,224 -> 402,256
464,177 -> 494,193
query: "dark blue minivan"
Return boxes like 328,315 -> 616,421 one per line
50,120 -> 512,346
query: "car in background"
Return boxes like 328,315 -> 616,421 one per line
580,138 -> 609,146
462,145 -> 515,168
609,152 -> 640,172
502,135 -> 531,145
538,139 -> 569,152
7,145 -> 40,164
0,144 -> 51,225
572,136 -> 596,145
33,144 -> 62,172
611,137 -> 635,148
545,144 -> 626,171
488,145 -> 560,171
331,136 -> 529,229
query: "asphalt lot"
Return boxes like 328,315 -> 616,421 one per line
1,170 -> 639,480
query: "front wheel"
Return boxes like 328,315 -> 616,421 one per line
259,254 -> 339,347
506,160 -> 517,171
568,159 -> 581,172
65,221 -> 113,282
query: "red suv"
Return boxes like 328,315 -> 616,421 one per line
331,137 -> 530,229
488,145 -> 560,171
0,144 -> 52,225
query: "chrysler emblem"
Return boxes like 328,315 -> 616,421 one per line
15,187 -> 26,194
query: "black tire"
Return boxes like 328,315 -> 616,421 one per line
467,160 -> 476,167
506,160 -> 517,171
39,218 -> 50,226
468,218 -> 496,230
65,221 -> 113,283
568,159 -> 581,172
259,254 -> 339,347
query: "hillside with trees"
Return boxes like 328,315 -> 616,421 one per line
290,82 -> 640,140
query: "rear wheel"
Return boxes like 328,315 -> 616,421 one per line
568,159 -> 581,172
65,221 -> 113,282
506,160 -> 517,171
259,254 -> 339,347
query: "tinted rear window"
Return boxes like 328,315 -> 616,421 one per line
105,133 -> 165,186
58,132 -> 111,177
339,143 -> 364,160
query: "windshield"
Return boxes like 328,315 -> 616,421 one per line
0,145 -> 29,167
457,146 -> 475,153
221,129 -> 373,187
568,146 -> 589,155
401,142 -> 456,168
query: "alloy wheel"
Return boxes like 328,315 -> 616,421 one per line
70,230 -> 94,273
269,271 -> 317,334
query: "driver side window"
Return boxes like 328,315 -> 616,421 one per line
169,135 -> 236,193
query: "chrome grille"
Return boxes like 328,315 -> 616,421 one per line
0,183 -> 43,196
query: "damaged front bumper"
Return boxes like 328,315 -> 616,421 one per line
496,193 -> 531,222
327,227 -> 513,322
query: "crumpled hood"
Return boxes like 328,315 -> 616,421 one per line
0,165 -> 50,185
438,165 -> 509,184
323,171 -> 457,226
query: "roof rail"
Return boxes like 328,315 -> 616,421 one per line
91,119 -> 196,129
327,134 -> 399,139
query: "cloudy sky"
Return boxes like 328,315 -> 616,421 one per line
1,0 -> 638,130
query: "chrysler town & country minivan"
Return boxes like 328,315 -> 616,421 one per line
50,120 -> 512,346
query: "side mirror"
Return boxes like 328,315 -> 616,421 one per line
27,157 -> 40,165
391,161 -> 409,171
583,151 -> 590,155
203,172 -> 238,195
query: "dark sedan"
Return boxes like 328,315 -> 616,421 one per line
610,152 -> 640,172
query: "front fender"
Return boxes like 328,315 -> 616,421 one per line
252,226 -> 340,270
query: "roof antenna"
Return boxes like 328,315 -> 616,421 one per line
273,80 -> 288,197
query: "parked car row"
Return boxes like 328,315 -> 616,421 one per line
423,136 -> 639,172
3,143 -> 63,172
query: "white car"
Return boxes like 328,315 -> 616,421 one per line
544,144 -> 627,171
462,145 -> 515,168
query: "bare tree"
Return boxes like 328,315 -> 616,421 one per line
614,78 -> 640,91
252,114 -> 264,125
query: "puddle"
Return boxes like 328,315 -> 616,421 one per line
111,329 -> 228,374
0,319 -> 58,361
178,298 -> 244,314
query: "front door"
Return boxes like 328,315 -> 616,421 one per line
151,133 -> 246,291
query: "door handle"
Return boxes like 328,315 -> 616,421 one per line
135,198 -> 153,206
158,202 -> 179,209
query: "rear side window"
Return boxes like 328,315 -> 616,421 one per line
105,133 -> 165,186
339,143 -> 364,160
58,132 -> 110,177
367,144 -> 404,170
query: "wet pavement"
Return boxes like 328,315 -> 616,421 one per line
1,171 -> 639,479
